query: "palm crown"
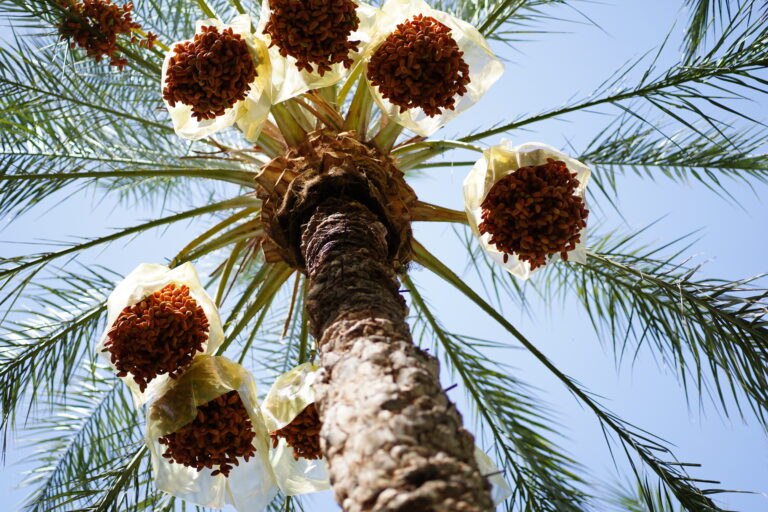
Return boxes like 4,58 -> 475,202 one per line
0,0 -> 767,511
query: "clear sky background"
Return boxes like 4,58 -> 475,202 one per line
1,0 -> 767,510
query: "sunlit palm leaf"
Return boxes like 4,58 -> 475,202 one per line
459,3 -> 767,144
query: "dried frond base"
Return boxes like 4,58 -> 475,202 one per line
256,130 -> 417,270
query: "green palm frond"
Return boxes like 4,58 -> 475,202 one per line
0,42 -> 192,215
0,0 -> 176,68
220,262 -> 294,349
452,217 -> 768,430
429,0 -> 566,41
0,266 -> 115,431
77,445 -> 155,512
580,115 -> 768,200
12,357 -> 161,512
0,155 -> 256,220
414,240 -> 730,512
544,230 -> 768,426
19,364 -> 141,512
243,273 -> 310,374
683,0 -> 743,59
264,494 -> 306,512
459,1 -> 767,144
0,27 -> 266,214
606,478 -> 683,512
0,29 -> 158,132
0,196 -> 258,300
452,225 -> 533,315
406,275 -> 589,512
223,268 -> 310,385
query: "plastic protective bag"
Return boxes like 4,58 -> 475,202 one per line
146,355 -> 278,510
261,363 -> 330,495
161,14 -> 273,141
475,447 -> 513,505
257,0 -> 378,104
463,141 -> 592,280
362,0 -> 503,136
96,262 -> 224,407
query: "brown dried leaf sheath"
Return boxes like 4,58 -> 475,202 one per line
479,159 -> 589,270
159,391 -> 257,477
263,0 -> 360,75
367,14 -> 470,117
270,403 -> 322,460
104,283 -> 209,392
56,0 -> 156,70
257,130 -> 417,270
163,26 -> 257,121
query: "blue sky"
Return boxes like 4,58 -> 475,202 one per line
1,0 -> 767,510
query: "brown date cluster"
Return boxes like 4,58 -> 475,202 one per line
104,283 -> 209,392
479,159 -> 589,270
270,403 -> 322,460
159,391 -> 257,477
163,26 -> 257,121
55,0 -> 156,70
367,14 -> 470,117
263,0 -> 360,75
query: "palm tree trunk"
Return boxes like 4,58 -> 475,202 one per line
300,197 -> 494,512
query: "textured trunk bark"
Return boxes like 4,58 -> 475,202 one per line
301,198 -> 494,512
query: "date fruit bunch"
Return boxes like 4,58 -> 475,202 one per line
159,390 -> 258,477
103,283 -> 209,392
367,14 -> 470,117
56,0 -> 156,70
163,25 -> 258,121
270,403 -> 322,460
263,0 -> 360,75
478,158 -> 589,270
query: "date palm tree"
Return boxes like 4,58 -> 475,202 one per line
0,0 -> 766,511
